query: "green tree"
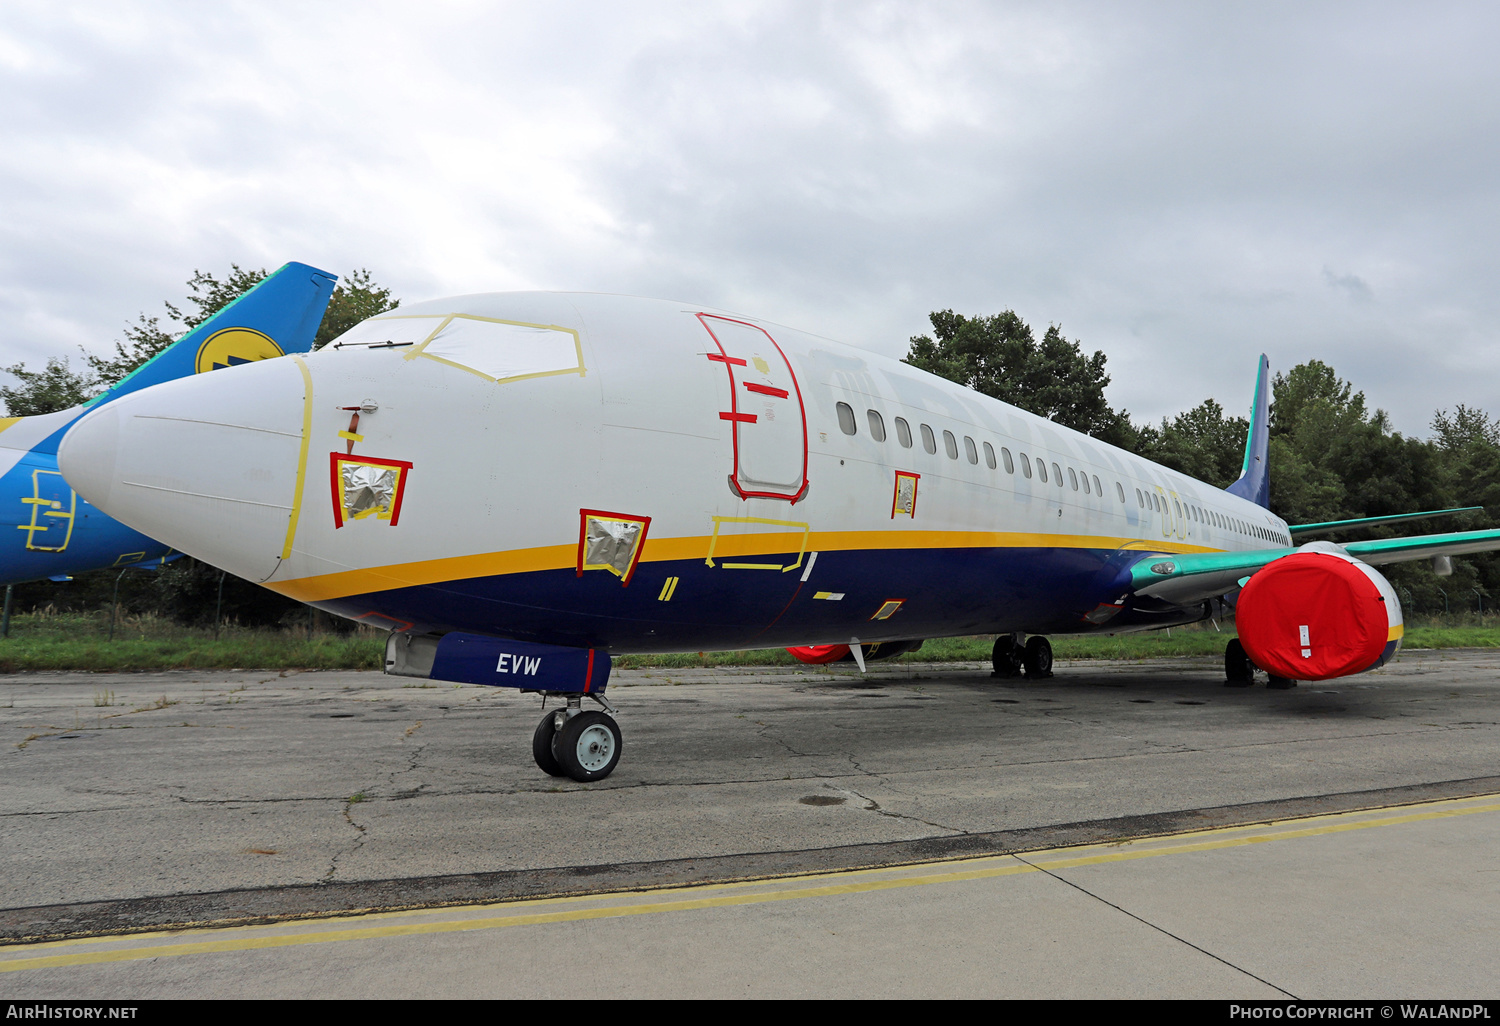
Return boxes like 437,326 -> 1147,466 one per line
0,356 -> 94,417
904,309 -> 1137,445
1139,399 -> 1249,488
1266,360 -> 1468,613
315,268 -> 399,347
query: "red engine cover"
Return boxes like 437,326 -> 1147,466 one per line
786,644 -> 850,664
1236,552 -> 1390,681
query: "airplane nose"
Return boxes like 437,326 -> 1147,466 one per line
59,356 -> 312,583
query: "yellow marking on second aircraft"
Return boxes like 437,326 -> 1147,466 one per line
2,793 -> 1494,976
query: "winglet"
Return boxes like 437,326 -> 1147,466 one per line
1226,354 -> 1270,509
88,262 -> 337,409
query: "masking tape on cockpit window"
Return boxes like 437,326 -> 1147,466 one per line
282,355 -> 314,561
390,313 -> 587,385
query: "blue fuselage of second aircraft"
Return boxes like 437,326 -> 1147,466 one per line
0,408 -> 173,583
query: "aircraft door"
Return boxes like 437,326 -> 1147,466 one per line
699,314 -> 809,503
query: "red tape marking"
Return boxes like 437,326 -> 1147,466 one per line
720,411 -> 757,423
744,382 -> 790,398
706,353 -> 748,366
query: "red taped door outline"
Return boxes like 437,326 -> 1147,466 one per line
699,314 -> 809,503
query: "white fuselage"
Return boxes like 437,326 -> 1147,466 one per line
58,292 -> 1288,651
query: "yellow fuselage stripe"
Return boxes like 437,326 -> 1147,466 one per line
3,794 -> 1493,973
268,529 -> 1224,603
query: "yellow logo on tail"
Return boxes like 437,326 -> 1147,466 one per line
194,328 -> 284,374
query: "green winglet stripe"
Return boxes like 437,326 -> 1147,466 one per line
1289,507 -> 1484,537
1343,528 -> 1500,562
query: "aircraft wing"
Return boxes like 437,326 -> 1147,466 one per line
1129,527 -> 1500,606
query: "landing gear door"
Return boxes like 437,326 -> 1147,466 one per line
698,314 -> 809,503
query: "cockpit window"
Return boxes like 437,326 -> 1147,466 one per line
329,314 -> 585,386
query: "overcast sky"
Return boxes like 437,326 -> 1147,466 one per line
2,1 -> 1497,435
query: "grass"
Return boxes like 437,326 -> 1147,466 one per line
0,607 -> 1496,674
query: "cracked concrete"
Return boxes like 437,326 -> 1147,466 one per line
2,649 -> 1499,912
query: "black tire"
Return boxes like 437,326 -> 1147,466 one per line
1023,636 -> 1053,679
532,711 -> 565,776
552,710 -> 622,782
1267,676 -> 1297,690
1224,638 -> 1254,686
991,636 -> 1022,678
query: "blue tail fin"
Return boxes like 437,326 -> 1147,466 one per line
1226,354 -> 1270,508
89,262 -> 337,409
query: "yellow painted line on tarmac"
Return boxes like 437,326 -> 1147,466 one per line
3,792 -> 1497,974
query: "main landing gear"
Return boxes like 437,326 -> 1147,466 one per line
533,694 -> 622,782
992,633 -> 1053,680
1224,638 -> 1297,689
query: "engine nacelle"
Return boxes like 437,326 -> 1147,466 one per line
1236,548 -> 1403,681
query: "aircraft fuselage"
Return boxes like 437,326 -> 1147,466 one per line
59,292 -> 1291,653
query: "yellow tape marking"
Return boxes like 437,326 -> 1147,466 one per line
386,313 -> 587,384
3,794 -> 1495,975
281,355 -> 314,561
264,528 -> 1230,603
705,516 -> 810,572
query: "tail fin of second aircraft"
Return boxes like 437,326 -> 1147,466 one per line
89,261 -> 337,409
1225,353 -> 1270,509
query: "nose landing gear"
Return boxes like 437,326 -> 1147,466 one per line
532,693 -> 623,782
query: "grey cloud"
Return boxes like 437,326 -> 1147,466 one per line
1,1 -> 1498,436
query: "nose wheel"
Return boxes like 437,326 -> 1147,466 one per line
531,696 -> 623,782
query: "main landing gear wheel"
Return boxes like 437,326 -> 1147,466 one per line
991,636 -> 1023,678
532,711 -> 565,776
1266,675 -> 1298,690
1224,638 -> 1255,686
1023,636 -> 1053,679
552,710 -> 622,782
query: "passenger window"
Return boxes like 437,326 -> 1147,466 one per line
1135,488 -> 1144,507
943,430 -> 958,460
1018,453 -> 1031,478
1173,498 -> 1182,518
964,436 -> 978,464
921,424 -> 937,454
1068,468 -> 1079,491
1036,459 -> 1047,483
1052,462 -> 1063,486
1094,475 -> 1103,497
1116,482 -> 1125,503
836,402 -> 856,435
1001,447 -> 1015,474
895,417 -> 912,448
867,410 -> 886,442
983,441 -> 997,470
